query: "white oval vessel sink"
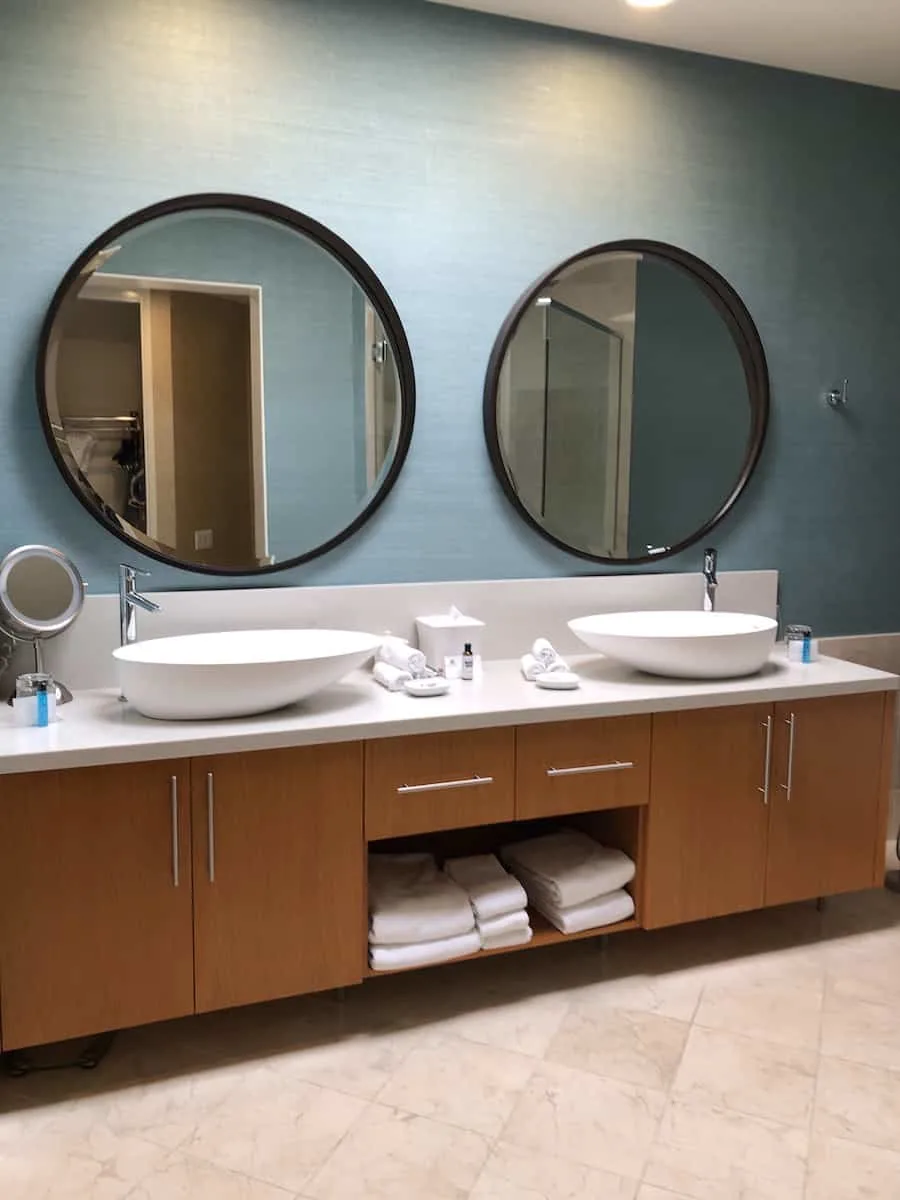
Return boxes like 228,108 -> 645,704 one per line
113,629 -> 383,720
568,610 -> 778,680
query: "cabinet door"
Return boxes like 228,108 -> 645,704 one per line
644,705 -> 772,928
192,743 -> 365,1013
0,761 -> 193,1050
765,692 -> 893,907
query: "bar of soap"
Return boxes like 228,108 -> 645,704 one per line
535,671 -> 580,690
403,677 -> 451,698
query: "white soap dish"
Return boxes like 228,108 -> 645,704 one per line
404,677 -> 452,698
535,670 -> 580,690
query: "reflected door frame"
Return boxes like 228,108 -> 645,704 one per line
80,272 -> 269,564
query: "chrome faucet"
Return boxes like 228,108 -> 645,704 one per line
703,548 -> 718,612
118,563 -> 161,649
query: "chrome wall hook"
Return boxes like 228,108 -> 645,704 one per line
825,379 -> 849,408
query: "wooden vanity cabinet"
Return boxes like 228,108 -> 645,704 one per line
644,692 -> 895,928
643,704 -> 772,928
191,743 -> 366,1013
764,693 -> 894,906
0,760 -> 194,1050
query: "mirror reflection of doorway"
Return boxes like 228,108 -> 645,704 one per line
57,272 -> 268,569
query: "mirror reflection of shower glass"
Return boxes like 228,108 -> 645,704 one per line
45,211 -> 403,572
497,252 -> 751,559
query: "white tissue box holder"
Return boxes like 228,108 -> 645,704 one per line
415,613 -> 486,670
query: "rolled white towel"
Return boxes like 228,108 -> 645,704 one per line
477,908 -> 530,939
373,661 -> 412,692
501,829 -> 635,909
444,853 -> 528,921
481,926 -> 533,951
378,636 -> 427,678
369,853 -> 474,945
521,650 -> 569,680
530,888 -> 635,935
370,929 -> 481,972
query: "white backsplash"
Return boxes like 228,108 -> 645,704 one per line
42,568 -> 778,692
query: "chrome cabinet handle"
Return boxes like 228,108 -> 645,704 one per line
758,716 -> 773,805
397,775 -> 494,795
170,775 -> 180,887
782,713 -> 796,801
547,761 -> 634,778
207,771 -> 216,883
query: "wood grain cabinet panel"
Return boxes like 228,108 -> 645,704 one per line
516,716 -> 651,820
365,728 -> 515,839
643,704 -> 771,928
191,743 -> 365,1014
765,693 -> 894,906
0,761 -> 194,1050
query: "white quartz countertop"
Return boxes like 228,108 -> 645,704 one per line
0,649 -> 895,776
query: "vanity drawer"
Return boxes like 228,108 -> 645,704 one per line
365,728 -> 516,839
516,716 -> 651,819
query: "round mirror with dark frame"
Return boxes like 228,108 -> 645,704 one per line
483,240 -> 769,564
37,194 -> 416,575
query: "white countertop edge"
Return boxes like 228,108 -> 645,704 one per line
0,651 -> 895,777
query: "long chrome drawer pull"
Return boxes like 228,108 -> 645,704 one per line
758,716 -> 773,805
782,712 -> 796,801
170,775 -> 180,888
397,775 -> 494,794
207,771 -> 216,883
546,761 -> 634,777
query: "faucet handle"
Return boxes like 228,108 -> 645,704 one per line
119,562 -> 151,580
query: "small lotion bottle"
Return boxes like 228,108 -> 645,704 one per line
460,642 -> 474,681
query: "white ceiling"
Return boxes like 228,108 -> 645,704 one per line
427,0 -> 900,91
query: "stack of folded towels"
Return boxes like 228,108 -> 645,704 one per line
501,828 -> 635,934
368,853 -> 480,971
445,853 -> 531,950
372,637 -> 427,692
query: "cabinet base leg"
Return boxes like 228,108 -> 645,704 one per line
886,870 -> 900,894
815,897 -> 827,912
596,934 -> 610,955
1,1031 -> 116,1079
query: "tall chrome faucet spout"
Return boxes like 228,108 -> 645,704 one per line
703,547 -> 718,613
118,564 -> 161,699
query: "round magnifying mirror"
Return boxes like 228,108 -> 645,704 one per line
0,545 -> 85,703
484,240 -> 769,563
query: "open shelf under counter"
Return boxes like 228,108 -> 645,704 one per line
365,907 -> 640,977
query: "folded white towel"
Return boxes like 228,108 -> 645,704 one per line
369,853 -> 474,945
481,926 -> 533,951
369,929 -> 481,971
444,853 -> 528,921
521,652 -> 570,681
501,829 -> 635,909
372,661 -> 412,691
530,887 -> 634,935
378,637 -> 427,678
477,908 -> 530,938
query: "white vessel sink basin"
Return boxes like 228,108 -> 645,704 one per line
568,610 -> 778,680
113,629 -> 383,720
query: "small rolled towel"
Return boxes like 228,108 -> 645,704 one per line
444,853 -> 528,921
377,636 -> 427,678
530,888 -> 635,936
501,829 -> 635,909
373,661 -> 412,691
370,929 -> 481,972
481,925 -> 533,951
477,908 -> 530,939
521,648 -> 569,680
369,853 -> 474,945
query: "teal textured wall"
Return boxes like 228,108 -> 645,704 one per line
2,0 -> 900,633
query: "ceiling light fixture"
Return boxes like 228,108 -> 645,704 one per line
625,0 -> 677,9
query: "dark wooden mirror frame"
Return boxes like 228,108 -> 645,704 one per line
482,239 -> 770,566
36,192 -> 417,577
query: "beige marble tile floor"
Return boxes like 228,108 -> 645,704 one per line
2,887 -> 900,1199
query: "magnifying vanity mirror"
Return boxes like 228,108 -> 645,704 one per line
37,194 -> 416,575
0,545 -> 85,703
484,240 -> 769,563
